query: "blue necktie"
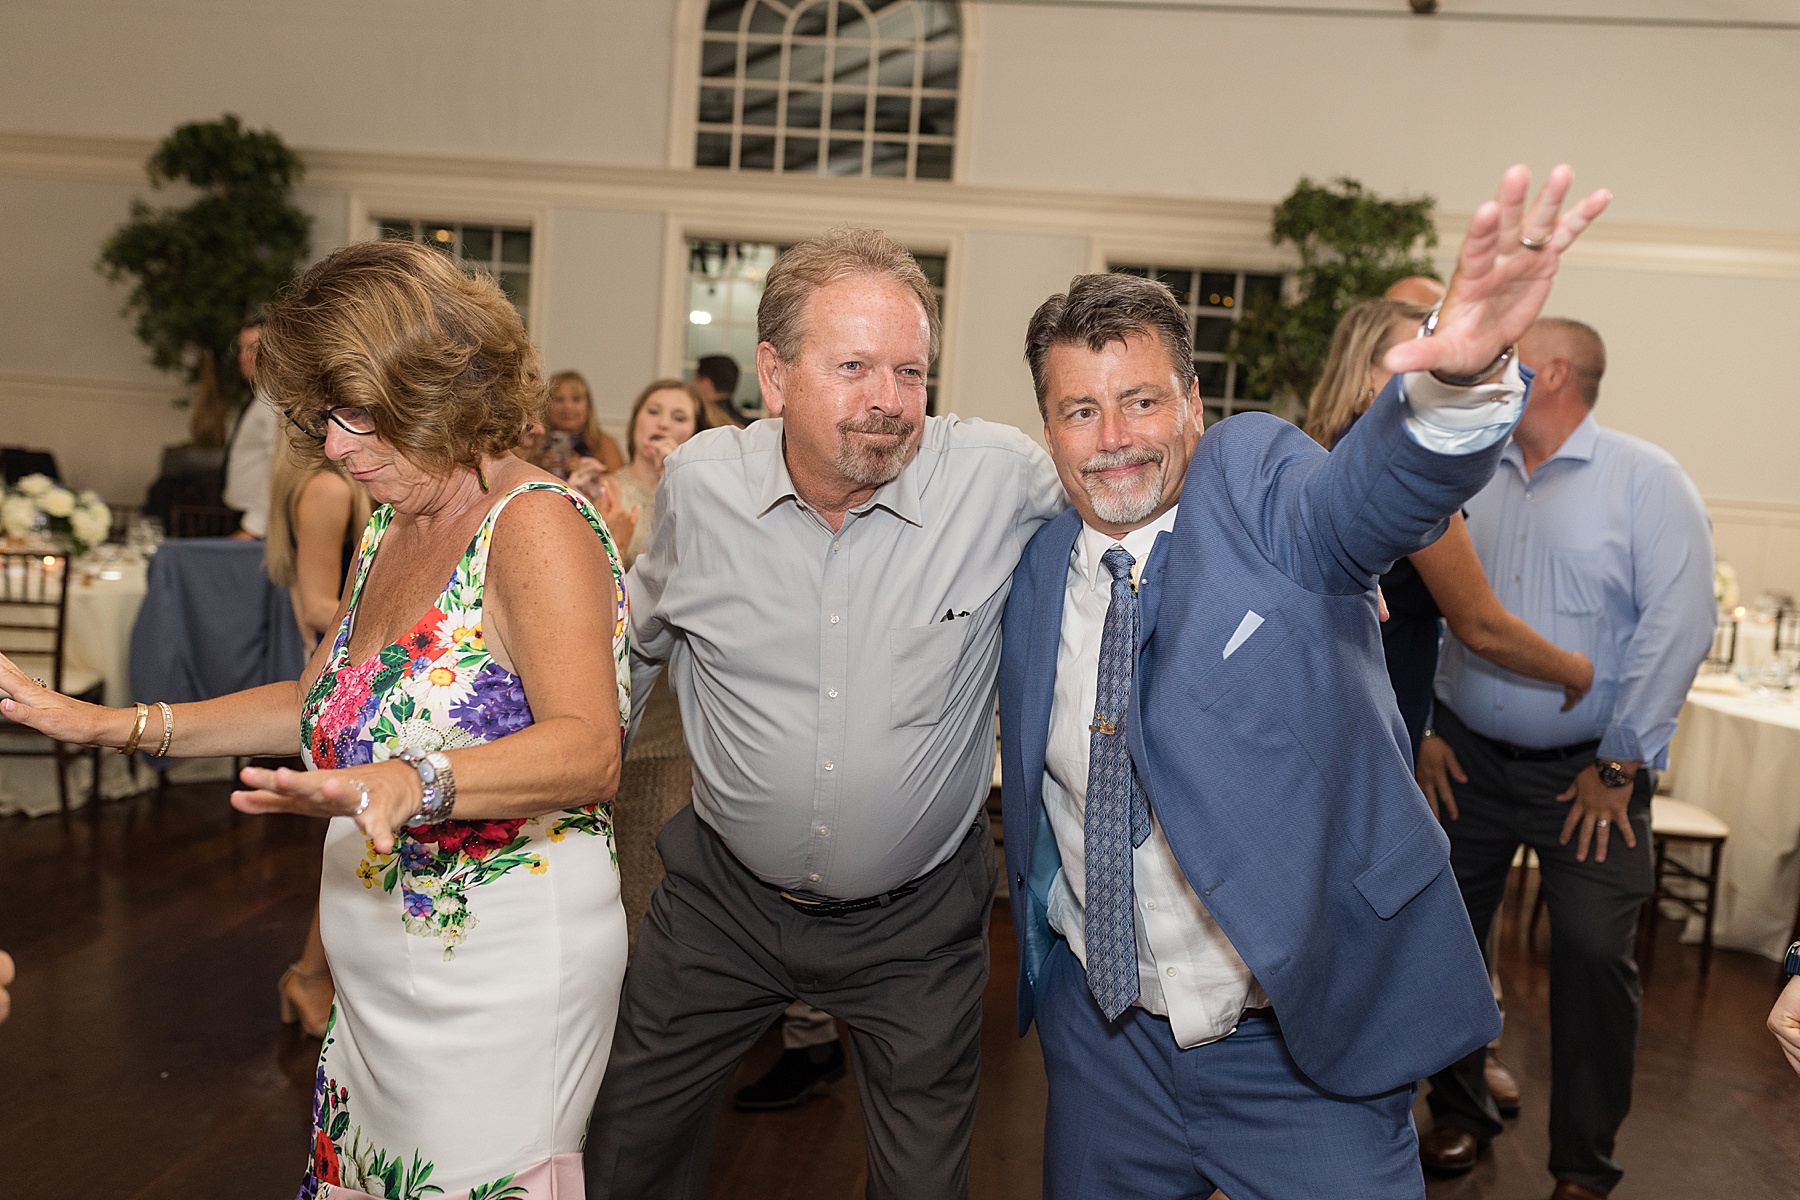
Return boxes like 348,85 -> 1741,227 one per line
1084,546 -> 1153,1021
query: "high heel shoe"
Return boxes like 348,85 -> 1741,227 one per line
278,963 -> 333,1039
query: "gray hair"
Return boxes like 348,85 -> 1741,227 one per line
758,226 -> 941,364
1025,274 -> 1196,418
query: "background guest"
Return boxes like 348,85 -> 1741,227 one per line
1306,298 -> 1594,761
530,369 -> 625,476
0,239 -> 632,1198
1387,275 -> 1448,307
693,353 -> 752,428
1416,317 -> 1715,1197
581,378 -> 710,943
1774,954 -> 1800,1076
222,310 -> 278,538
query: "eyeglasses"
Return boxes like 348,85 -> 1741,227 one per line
284,405 -> 378,441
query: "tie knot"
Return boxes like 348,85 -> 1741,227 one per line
1101,545 -> 1135,583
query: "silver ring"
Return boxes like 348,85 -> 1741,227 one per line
30,677 -> 47,688
1518,234 -> 1550,251
1597,818 -> 1610,828
349,779 -> 370,818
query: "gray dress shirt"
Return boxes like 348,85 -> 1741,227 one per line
627,415 -> 1066,898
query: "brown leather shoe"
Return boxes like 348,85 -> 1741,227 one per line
1485,1049 -> 1522,1116
1550,1182 -> 1607,1200
1419,1126 -> 1481,1175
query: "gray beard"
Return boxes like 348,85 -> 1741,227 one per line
835,416 -> 916,487
1079,446 -> 1167,526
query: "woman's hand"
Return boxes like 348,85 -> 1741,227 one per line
588,478 -> 640,555
232,759 -> 423,854
567,456 -> 608,500
0,651 -> 118,746
1561,651 -> 1595,712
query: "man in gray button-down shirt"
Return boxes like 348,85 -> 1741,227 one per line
585,227 -> 1065,1200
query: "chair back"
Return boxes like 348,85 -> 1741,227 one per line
168,505 -> 241,539
0,446 -> 60,485
0,552 -> 71,693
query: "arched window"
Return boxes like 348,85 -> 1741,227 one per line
695,1 -> 961,180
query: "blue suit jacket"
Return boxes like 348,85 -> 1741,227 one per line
998,379 -> 1508,1099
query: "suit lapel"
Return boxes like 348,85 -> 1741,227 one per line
1128,531 -> 1171,801
1020,514 -> 1079,818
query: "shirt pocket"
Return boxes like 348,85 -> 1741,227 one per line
890,619 -> 965,728
1551,548 -> 1604,616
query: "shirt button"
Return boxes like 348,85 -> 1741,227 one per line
830,614 -> 840,624
809,873 -> 820,883
827,688 -> 839,698
818,825 -> 829,835
824,760 -> 834,771
832,542 -> 841,553
1496,703 -> 1505,711
1513,574 -> 1520,582
1146,900 -> 1158,911
1165,966 -> 1178,978
1525,492 -> 1533,499
1519,533 -> 1527,541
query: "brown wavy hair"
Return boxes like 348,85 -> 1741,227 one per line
1302,298 -> 1430,449
259,239 -> 546,473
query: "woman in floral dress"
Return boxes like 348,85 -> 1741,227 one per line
0,240 -> 633,1199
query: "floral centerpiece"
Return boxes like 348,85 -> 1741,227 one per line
0,474 -> 112,555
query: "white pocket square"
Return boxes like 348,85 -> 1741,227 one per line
1223,610 -> 1264,660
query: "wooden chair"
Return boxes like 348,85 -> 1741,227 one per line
1529,796 -> 1730,979
0,552 -> 105,812
168,504 -> 240,539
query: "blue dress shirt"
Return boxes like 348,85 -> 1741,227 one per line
1435,414 -> 1715,767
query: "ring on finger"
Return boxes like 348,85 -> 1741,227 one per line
1518,233 -> 1550,251
1597,818 -> 1610,828
348,778 -> 371,818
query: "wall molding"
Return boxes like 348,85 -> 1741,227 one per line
6,130 -> 1799,281
0,370 -> 182,411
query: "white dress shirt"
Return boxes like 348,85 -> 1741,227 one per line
222,387 -> 278,537
1039,365 -> 1527,1049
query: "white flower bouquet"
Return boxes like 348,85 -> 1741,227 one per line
0,474 -> 113,555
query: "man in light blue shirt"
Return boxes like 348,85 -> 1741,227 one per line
1417,317 -> 1715,1200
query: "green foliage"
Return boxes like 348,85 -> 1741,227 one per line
97,114 -> 311,444
1230,177 -> 1439,415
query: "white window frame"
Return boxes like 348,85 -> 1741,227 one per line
667,0 -> 978,184
347,194 -> 547,332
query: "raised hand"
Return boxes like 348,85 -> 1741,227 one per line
232,760 -> 421,855
1384,164 -> 1610,379
0,651 -> 111,746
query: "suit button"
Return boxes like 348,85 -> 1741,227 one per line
1015,873 -> 1024,889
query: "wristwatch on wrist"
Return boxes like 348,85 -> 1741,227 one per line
1594,758 -> 1636,789
1417,306 -> 1516,388
398,749 -> 458,827
1786,940 -> 1800,980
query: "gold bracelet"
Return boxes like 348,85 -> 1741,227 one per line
154,701 -> 174,758
119,703 -> 150,756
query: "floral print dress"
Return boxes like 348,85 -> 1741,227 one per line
298,482 -> 629,1200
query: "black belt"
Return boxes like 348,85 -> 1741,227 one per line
776,819 -> 981,917
1442,706 -> 1599,763
1240,1005 -> 1277,1022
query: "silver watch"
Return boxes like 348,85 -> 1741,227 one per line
398,749 -> 457,827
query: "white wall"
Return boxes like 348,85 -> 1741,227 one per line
536,206 -> 668,423
944,231 -> 1089,433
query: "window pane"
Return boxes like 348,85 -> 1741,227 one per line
914,142 -> 952,180
870,140 -> 909,177
785,89 -> 823,129
1243,273 -> 1283,307
792,0 -> 829,36
831,40 -> 870,84
835,3 -> 869,39
690,240 -> 730,277
498,270 -> 528,304
826,137 -> 865,175
1193,315 -> 1233,355
698,86 -> 736,124
872,93 -> 912,133
1156,269 -> 1193,306
500,230 -> 531,265
916,254 -> 948,289
782,136 -> 821,173
877,4 -> 915,39
919,1 -> 958,41
742,88 -> 780,125
461,227 -> 494,263
687,278 -> 725,323
745,42 -> 782,79
876,48 -> 915,88
1198,272 -> 1237,309
921,49 -> 959,91
701,39 -> 739,78
747,2 -> 787,35
1194,359 -> 1229,396
1111,265 -> 1150,279
739,134 -> 777,170
830,92 -> 867,130
378,219 -> 414,241
917,95 -> 955,136
789,42 -> 825,82
705,2 -> 747,32
695,131 -> 733,168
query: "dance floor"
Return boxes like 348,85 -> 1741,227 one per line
2,781 -> 1796,1199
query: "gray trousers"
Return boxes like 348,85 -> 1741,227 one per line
1425,705 -> 1654,1196
584,804 -> 995,1200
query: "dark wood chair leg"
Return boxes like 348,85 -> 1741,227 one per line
88,746 -> 102,809
1700,839 -> 1723,979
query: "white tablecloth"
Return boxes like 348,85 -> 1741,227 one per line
1663,683 -> 1800,961
0,553 -> 232,817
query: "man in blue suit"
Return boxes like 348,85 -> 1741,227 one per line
997,165 -> 1610,1199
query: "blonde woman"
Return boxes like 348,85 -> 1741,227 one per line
525,369 -> 624,477
264,446 -> 375,1037
1306,297 -> 1593,764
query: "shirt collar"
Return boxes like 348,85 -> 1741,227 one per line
1073,505 -> 1178,589
1504,412 -> 1600,474
756,425 -> 925,528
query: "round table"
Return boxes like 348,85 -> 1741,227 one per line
1663,681 -> 1800,962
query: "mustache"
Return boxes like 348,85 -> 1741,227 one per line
1080,446 -> 1163,476
838,415 -> 916,439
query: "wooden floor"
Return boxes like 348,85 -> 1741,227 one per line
2,781 -> 1797,1199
